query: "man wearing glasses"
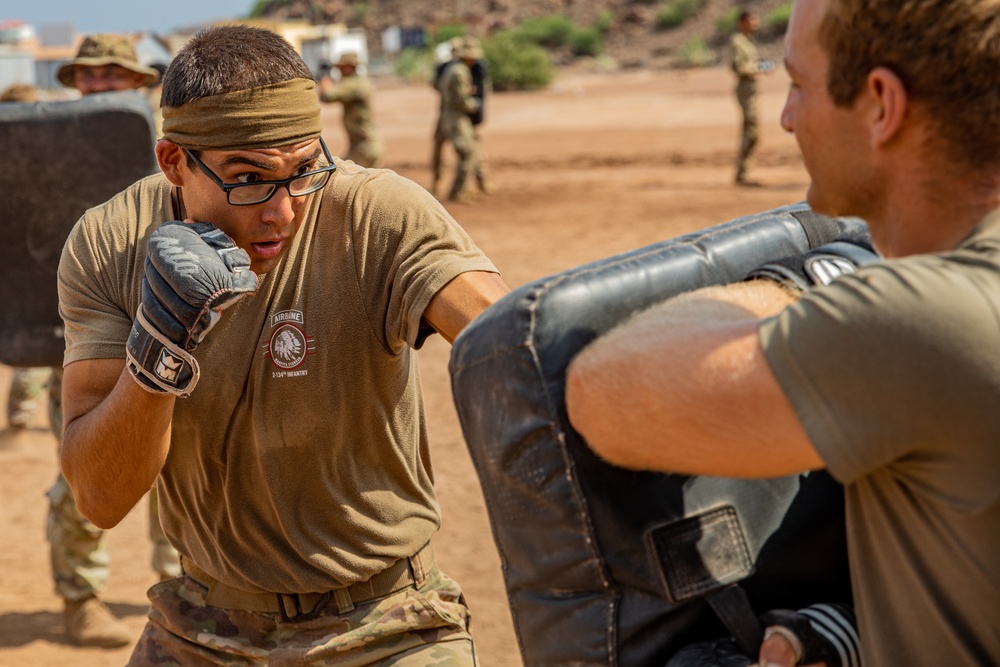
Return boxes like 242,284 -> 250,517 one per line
56,25 -> 508,664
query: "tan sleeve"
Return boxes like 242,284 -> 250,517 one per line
344,170 -> 498,351
731,34 -> 759,78
760,259 -> 1000,511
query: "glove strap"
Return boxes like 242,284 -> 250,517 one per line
759,604 -> 860,667
126,306 -> 200,398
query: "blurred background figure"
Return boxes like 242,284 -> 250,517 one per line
318,51 -> 383,168
430,36 -> 463,197
730,9 -> 773,186
4,368 -> 50,436
437,36 -> 490,203
0,82 -> 38,103
56,33 -> 158,95
45,33 -> 177,649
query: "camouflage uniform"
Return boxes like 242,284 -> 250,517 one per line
131,563 -> 477,666
431,58 -> 457,197
440,61 -> 481,202
6,366 -> 50,428
46,367 -> 181,602
320,67 -> 383,169
731,31 -> 760,183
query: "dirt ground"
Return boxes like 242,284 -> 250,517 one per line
0,65 -> 810,666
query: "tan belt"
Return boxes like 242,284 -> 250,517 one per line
181,543 -> 434,621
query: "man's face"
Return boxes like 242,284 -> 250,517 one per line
781,0 -> 874,217
176,138 -> 325,274
741,15 -> 760,34
74,64 -> 146,95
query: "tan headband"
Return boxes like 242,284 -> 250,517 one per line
162,78 -> 322,150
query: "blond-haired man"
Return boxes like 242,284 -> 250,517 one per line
568,0 -> 1000,664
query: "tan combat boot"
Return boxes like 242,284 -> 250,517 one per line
64,595 -> 132,648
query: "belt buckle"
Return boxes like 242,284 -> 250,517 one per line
276,591 -> 333,622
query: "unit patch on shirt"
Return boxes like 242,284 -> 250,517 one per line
264,309 -> 316,377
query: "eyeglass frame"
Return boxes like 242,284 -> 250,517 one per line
182,137 -> 337,206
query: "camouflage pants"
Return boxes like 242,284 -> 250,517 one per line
432,117 -> 486,195
45,367 -> 180,601
345,138 -> 384,169
441,111 -> 481,200
6,366 -> 51,427
735,78 -> 758,180
129,565 -> 478,666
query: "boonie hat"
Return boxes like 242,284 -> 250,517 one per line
458,36 -> 484,60
336,52 -> 360,67
56,34 -> 160,88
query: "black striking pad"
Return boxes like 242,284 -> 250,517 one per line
450,202 -> 866,666
0,91 -> 157,367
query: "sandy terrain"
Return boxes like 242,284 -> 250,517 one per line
0,65 -> 810,666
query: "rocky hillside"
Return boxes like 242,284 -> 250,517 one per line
253,0 -> 790,69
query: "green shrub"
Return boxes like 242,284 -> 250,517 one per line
435,23 -> 467,45
593,9 -> 615,34
484,32 -> 554,92
716,6 -> 743,34
569,26 -> 604,56
249,0 -> 288,18
511,15 -> 576,47
393,47 -> 433,83
765,2 -> 794,32
677,36 -> 714,67
656,0 -> 707,29
350,1 -> 371,23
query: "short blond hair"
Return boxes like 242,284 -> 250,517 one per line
820,0 -> 1000,168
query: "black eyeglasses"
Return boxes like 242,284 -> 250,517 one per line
183,137 -> 336,206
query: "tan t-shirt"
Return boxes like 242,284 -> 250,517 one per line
58,161 -> 498,594
730,32 -> 759,80
760,211 -> 1000,664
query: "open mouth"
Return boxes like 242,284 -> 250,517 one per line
251,239 -> 285,259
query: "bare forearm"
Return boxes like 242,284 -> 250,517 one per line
61,364 -> 175,528
566,282 -> 820,477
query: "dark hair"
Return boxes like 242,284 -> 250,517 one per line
162,25 -> 314,107
738,9 -> 753,22
820,0 -> 1000,169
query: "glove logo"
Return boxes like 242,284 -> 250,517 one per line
804,255 -> 858,286
265,310 -> 316,374
155,349 -> 185,385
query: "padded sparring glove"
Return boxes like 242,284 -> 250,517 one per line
745,234 -> 879,293
759,604 -> 860,667
125,221 -> 258,397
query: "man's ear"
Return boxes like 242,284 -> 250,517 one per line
866,66 -> 907,149
156,140 -> 186,186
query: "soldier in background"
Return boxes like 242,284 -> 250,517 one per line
430,37 -> 463,197
439,37 -> 490,203
4,368 -> 49,435
318,52 -> 383,168
730,10 -> 773,185
44,34 -> 178,649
